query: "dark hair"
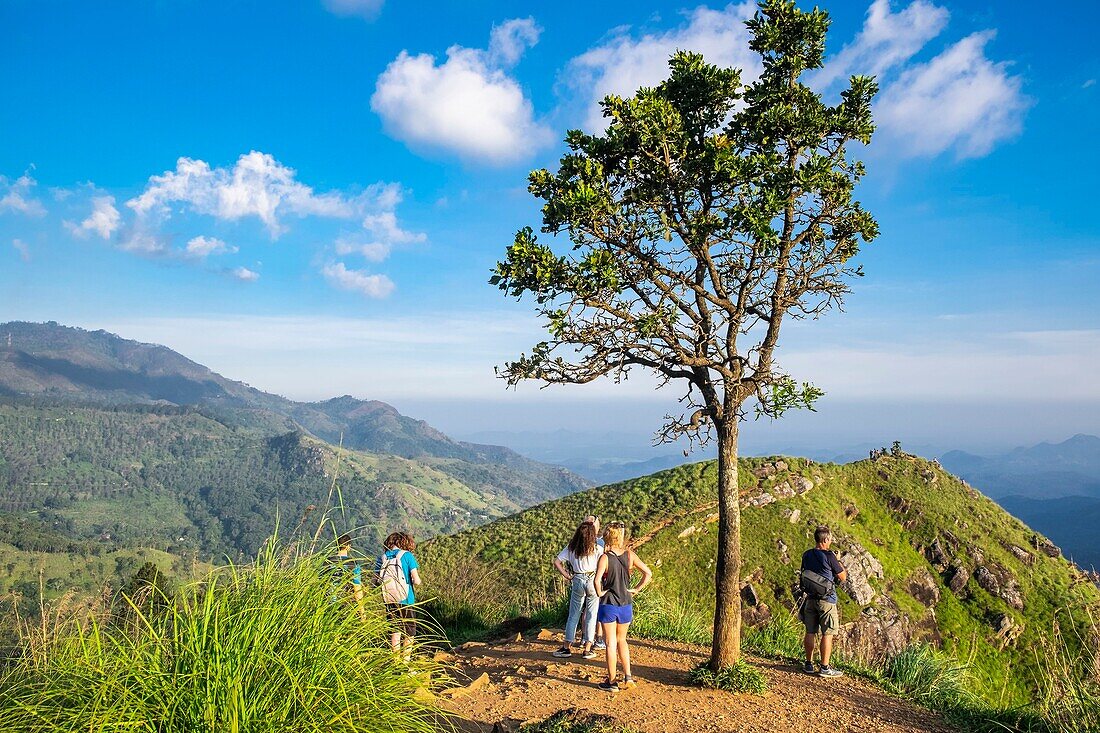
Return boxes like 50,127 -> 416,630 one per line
567,522 -> 597,558
815,526 -> 832,545
384,531 -> 415,552
337,533 -> 352,548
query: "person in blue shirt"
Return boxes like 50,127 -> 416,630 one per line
326,533 -> 364,619
375,531 -> 421,661
800,526 -> 848,677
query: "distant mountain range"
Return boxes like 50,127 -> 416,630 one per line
940,434 -> 1100,570
0,321 -> 590,581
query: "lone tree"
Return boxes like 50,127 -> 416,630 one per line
492,0 -> 878,669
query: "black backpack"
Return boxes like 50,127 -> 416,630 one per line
799,567 -> 835,600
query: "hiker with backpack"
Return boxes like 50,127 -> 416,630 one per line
799,526 -> 848,678
594,521 -> 652,692
375,531 -> 421,661
552,520 -> 603,660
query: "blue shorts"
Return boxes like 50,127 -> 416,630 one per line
597,603 -> 633,624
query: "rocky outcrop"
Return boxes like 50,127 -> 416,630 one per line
1031,534 -> 1061,558
837,596 -> 917,660
974,564 -> 1024,610
1007,545 -> 1035,567
992,613 -> 1023,649
947,564 -> 970,594
906,568 -> 941,607
838,541 -> 884,607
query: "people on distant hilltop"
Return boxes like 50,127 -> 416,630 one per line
799,526 -> 847,678
375,531 -> 421,662
594,521 -> 653,692
552,521 -> 604,659
325,533 -> 364,618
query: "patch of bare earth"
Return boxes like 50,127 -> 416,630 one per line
439,633 -> 956,733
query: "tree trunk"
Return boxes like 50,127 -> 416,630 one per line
709,418 -> 741,670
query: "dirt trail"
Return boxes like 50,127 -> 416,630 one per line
440,632 -> 955,733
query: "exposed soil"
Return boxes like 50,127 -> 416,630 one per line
440,632 -> 956,733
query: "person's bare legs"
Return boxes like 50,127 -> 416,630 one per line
617,622 -> 632,679
391,632 -> 401,652
820,634 -> 834,667
804,633 -> 816,664
602,621 -> 618,681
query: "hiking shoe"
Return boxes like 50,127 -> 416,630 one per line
552,647 -> 572,658
802,661 -> 816,675
620,677 -> 638,690
594,640 -> 607,651
818,665 -> 844,678
581,648 -> 598,660
598,679 -> 619,692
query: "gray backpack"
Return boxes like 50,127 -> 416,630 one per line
799,567 -> 835,600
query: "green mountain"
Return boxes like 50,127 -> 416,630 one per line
420,453 -> 1100,705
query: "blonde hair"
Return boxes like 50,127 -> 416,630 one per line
604,523 -> 626,549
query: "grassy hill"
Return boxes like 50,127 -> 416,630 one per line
420,453 -> 1100,707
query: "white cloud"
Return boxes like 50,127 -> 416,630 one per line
876,30 -> 1029,158
568,3 -> 760,131
231,266 -> 260,282
371,22 -> 554,164
0,172 -> 47,217
116,226 -> 171,256
814,0 -> 949,87
185,235 -> 237,259
322,0 -> 383,20
489,17 -> 540,67
12,238 -> 31,262
334,234 -> 390,262
322,262 -> 395,298
127,151 -> 362,236
66,195 -> 120,239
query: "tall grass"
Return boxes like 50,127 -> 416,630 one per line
0,541 -> 443,733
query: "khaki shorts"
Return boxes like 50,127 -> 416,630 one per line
801,598 -> 839,636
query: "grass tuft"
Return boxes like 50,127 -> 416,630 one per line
0,540 -> 444,733
688,659 -> 769,695
519,708 -> 634,732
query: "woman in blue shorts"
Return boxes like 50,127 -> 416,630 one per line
594,521 -> 652,692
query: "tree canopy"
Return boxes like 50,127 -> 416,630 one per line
493,0 -> 878,668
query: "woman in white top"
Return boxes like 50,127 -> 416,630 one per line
552,521 -> 603,659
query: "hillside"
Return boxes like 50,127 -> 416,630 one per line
0,321 -> 589,496
420,453 -> 1100,706
0,400 -> 580,602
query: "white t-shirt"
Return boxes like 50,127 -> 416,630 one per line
557,543 -> 604,574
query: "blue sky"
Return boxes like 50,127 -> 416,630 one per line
2,0 -> 1099,456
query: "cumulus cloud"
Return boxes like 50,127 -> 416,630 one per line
231,266 -> 260,282
322,0 -> 383,20
876,31 -> 1030,158
185,235 -> 237,259
334,235 -> 391,262
322,261 -> 395,298
0,172 -> 47,217
568,3 -> 760,131
814,0 -> 948,87
12,238 -> 31,262
65,195 -> 120,239
371,21 -> 553,164
128,151 -> 360,236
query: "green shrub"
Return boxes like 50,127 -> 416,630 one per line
630,589 -> 711,645
0,542 -> 444,733
688,659 -> 768,695
881,644 -> 974,709
743,610 -> 804,660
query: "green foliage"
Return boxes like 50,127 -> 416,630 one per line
743,609 -> 804,660
630,588 -> 712,645
0,543 -> 444,733
688,659 -> 769,695
881,644 -> 975,709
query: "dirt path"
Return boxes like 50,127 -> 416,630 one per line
440,632 -> 955,733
